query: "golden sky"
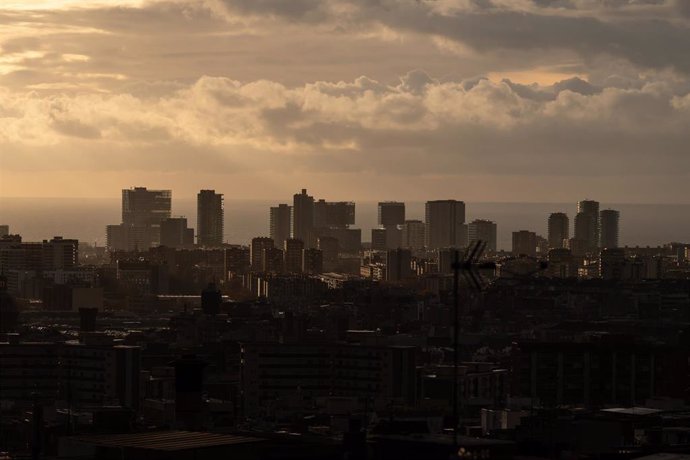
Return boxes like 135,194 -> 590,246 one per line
1,0 -> 689,202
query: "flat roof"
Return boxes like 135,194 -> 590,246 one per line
600,407 -> 662,416
68,431 -> 265,451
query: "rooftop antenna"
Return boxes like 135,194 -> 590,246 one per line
451,240 -> 496,449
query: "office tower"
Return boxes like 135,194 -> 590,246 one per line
250,237 -> 274,271
314,200 -> 355,229
293,189 -> 315,248
402,220 -> 425,250
577,200 -> 600,250
122,187 -> 171,227
437,248 -> 456,274
270,204 -> 292,249
468,219 -> 497,253
262,247 -> 284,273
371,228 -> 387,251
547,213 -> 569,249
302,248 -> 323,274
120,187 -> 172,247
600,209 -> 620,249
378,202 -> 405,227
0,226 -> 8,237
386,248 -> 412,281
160,217 -> 194,248
46,236 -> 79,269
425,200 -> 466,249
197,190 -> 224,246
284,238 -> 304,273
318,236 -> 339,271
512,230 -> 537,257
574,212 -> 597,253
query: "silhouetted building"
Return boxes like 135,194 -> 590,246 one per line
250,237 -> 274,272
512,231 -> 537,257
577,199 -> 600,250
378,202 -> 405,227
547,248 -> 575,278
548,212 -> 569,249
600,209 -> 620,249
160,217 -> 194,248
318,236 -> 339,271
201,282 -> 222,315
0,276 -> 18,333
197,190 -> 224,246
0,225 -> 8,237
468,219 -> 497,253
120,187 -> 171,247
371,228 -> 387,251
293,189 -> 315,248
224,245 -> 250,276
302,248 -> 323,274
314,200 -> 355,228
574,212 -> 597,253
262,247 -> 284,273
600,248 -> 627,279
284,238 -> 304,273
270,204 -> 292,249
386,248 -> 412,281
174,355 -> 206,430
402,220 -> 425,250
425,200 -> 466,249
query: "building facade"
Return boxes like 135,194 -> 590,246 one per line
197,190 -> 224,247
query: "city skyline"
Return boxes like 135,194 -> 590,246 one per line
1,1 -> 690,203
2,2 -> 690,458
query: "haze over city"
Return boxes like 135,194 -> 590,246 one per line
1,0 -> 690,202
2,2 -> 690,460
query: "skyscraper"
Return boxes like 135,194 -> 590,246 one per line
250,237 -> 274,271
284,238 -> 305,273
468,219 -> 497,253
378,202 -> 405,228
292,189 -> 315,248
122,187 -> 171,227
270,204 -> 292,249
600,209 -> 620,249
197,190 -> 224,247
425,200 -> 466,249
160,217 -> 194,248
512,230 -> 537,257
574,212 -> 597,253
402,220 -> 425,250
577,200 -> 599,250
547,213 -> 569,249
386,248 -> 412,282
110,187 -> 171,249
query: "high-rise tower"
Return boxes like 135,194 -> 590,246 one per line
270,204 -> 292,249
292,189 -> 315,248
425,200 -> 466,249
577,200 -> 599,250
197,190 -> 224,247
547,213 -> 569,249
599,209 -> 620,249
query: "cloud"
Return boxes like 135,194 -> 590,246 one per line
1,73 -> 688,180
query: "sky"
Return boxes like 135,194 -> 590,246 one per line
1,0 -> 689,202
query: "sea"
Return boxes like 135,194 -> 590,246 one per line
1,197 -> 688,251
